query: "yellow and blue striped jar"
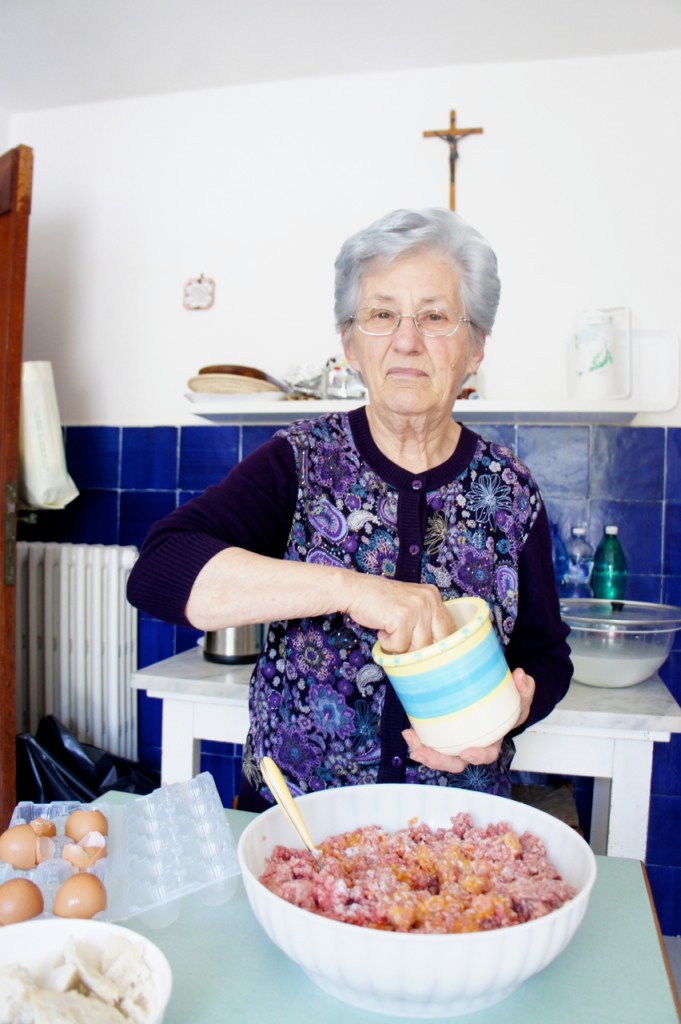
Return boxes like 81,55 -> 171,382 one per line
372,596 -> 521,755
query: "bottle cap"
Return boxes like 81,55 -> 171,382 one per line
572,526 -> 586,537
605,525 -> 618,534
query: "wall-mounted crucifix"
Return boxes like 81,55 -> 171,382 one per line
423,110 -> 483,211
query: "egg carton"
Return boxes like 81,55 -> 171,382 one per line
3,772 -> 239,928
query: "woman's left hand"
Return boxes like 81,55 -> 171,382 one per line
402,668 -> 535,774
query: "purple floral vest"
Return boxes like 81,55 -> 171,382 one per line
241,412 -> 541,804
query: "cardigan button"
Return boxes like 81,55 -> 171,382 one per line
409,544 -> 420,556
391,755 -> 403,769
411,479 -> 423,490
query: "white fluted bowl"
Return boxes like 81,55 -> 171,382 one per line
238,784 -> 596,1018
0,918 -> 172,1023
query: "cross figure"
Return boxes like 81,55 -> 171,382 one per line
423,110 -> 483,211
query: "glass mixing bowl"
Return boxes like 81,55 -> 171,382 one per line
560,599 -> 681,688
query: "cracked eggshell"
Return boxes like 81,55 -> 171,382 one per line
28,817 -> 57,838
35,836 -> 56,864
62,833 -> 106,872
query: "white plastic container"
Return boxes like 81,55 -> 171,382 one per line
569,307 -> 631,400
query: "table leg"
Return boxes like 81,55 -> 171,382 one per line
161,699 -> 200,784
607,739 -> 654,860
589,778 -> 611,856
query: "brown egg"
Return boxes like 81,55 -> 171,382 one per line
64,809 -> 108,843
0,878 -> 44,924
0,824 -> 38,869
53,873 -> 107,919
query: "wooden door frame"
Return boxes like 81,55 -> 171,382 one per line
0,145 -> 33,826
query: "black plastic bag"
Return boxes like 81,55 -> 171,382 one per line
16,715 -> 160,804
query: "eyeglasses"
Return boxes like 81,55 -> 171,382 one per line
348,307 -> 474,338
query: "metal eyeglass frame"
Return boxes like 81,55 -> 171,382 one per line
348,307 -> 474,338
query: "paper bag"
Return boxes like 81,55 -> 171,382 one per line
18,361 -> 79,509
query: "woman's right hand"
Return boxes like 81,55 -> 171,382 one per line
340,574 -> 452,654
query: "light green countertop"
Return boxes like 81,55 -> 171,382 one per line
117,806 -> 679,1024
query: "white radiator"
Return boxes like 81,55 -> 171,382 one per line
15,542 -> 139,760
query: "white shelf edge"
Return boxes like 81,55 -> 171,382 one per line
183,393 -> 672,425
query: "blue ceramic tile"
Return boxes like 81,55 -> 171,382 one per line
122,427 -> 178,489
647,794 -> 681,865
137,744 -> 162,772
591,426 -> 664,500
651,734 -> 681,796
589,500 -> 662,577
645,864 -> 681,935
517,426 -> 590,499
543,499 -> 590,547
119,491 -> 176,550
179,491 -> 203,506
664,505 -> 681,577
232,753 -> 243,799
65,427 -> 121,489
136,690 -> 163,747
465,423 -> 517,450
60,490 -> 119,544
242,425 -> 281,459
662,577 -> 681,619
199,753 -> 236,808
626,574 -> 663,603
666,428 -> 681,503
137,616 -> 175,669
179,426 -> 239,490
176,625 -> 202,654
660,650 -> 681,701
203,740 -> 234,756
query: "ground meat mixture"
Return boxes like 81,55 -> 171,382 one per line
259,812 -> 576,934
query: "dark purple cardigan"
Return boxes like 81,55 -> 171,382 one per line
128,407 -> 571,808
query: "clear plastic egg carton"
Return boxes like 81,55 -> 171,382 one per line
1,800 -> 84,912
5,772 -> 239,928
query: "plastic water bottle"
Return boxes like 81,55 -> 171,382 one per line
550,522 -> 569,591
562,526 -> 594,598
591,525 -> 627,601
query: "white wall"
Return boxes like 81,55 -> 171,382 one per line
9,49 -> 681,426
0,109 -> 9,153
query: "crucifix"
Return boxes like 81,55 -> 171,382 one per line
423,110 -> 483,211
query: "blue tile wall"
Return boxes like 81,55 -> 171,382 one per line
16,420 -> 681,933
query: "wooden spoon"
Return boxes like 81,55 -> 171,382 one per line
259,757 -> 321,865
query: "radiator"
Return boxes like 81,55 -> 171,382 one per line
15,542 -> 139,760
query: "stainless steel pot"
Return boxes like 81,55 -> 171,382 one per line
203,624 -> 264,665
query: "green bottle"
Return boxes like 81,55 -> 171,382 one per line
591,525 -> 627,601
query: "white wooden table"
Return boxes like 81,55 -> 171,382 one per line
131,647 -> 681,860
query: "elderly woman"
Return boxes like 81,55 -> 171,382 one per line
127,207 -> 571,811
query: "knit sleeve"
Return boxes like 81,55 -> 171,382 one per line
506,503 -> 573,732
126,436 -> 298,625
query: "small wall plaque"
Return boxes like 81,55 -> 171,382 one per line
183,274 -> 215,310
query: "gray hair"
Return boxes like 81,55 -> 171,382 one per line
334,208 -> 500,348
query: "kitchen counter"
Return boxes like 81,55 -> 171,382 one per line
120,804 -> 679,1024
131,649 -> 681,860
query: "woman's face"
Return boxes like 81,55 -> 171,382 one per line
341,252 -> 484,421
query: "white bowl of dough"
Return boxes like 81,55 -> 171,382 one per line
561,598 -> 681,687
237,783 -> 596,1018
0,917 -> 172,1023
